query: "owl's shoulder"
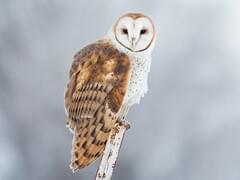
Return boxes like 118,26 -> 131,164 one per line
69,40 -> 131,78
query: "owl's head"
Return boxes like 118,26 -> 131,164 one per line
112,13 -> 156,53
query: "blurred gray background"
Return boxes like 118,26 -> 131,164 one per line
0,0 -> 240,180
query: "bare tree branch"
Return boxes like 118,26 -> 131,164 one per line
95,123 -> 129,180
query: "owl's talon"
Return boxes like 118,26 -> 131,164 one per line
119,120 -> 131,130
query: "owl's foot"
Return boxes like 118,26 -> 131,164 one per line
119,120 -> 131,130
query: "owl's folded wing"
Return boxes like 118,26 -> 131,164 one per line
64,40 -> 131,132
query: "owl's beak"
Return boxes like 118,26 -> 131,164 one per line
130,37 -> 137,48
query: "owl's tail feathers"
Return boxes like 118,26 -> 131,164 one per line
69,116 -> 118,172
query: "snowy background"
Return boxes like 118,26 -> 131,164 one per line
0,0 -> 240,180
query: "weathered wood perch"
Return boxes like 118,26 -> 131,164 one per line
95,123 -> 129,180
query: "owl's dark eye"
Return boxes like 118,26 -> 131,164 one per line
122,28 -> 128,34
140,29 -> 148,35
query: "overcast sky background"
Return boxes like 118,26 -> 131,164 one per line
0,0 -> 240,180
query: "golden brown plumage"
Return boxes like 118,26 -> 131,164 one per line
64,40 -> 131,171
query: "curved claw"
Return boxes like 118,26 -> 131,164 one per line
119,120 -> 131,130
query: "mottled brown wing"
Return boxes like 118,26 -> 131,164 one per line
64,40 -> 131,171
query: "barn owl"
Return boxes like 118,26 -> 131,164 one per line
64,13 -> 156,172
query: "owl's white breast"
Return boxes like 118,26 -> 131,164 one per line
123,54 -> 151,106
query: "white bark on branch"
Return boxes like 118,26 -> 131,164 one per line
95,123 -> 128,180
